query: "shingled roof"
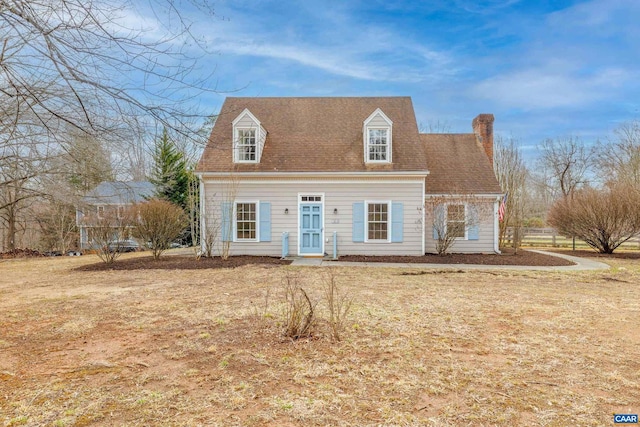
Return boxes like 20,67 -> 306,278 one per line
422,134 -> 502,194
196,96 -> 502,195
196,97 -> 427,173
83,181 -> 155,205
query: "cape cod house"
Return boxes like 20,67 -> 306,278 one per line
195,97 -> 502,257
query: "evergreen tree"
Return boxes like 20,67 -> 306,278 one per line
149,128 -> 190,210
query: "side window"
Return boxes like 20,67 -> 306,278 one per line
447,204 -> 465,238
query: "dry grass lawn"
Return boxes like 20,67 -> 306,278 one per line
1,252 -> 639,426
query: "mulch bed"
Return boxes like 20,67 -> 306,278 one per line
75,255 -> 292,271
334,248 -> 575,266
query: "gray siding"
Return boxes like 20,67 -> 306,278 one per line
202,178 -> 425,257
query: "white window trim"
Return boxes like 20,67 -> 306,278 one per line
233,200 -> 260,242
445,202 -> 468,240
364,200 -> 392,243
363,108 -> 393,164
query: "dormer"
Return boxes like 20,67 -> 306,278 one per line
363,108 -> 393,164
232,109 -> 267,163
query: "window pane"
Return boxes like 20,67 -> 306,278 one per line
237,129 -> 257,161
447,204 -> 465,238
368,129 -> 388,161
367,203 -> 388,240
236,202 -> 256,239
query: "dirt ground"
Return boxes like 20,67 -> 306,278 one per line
1,251 -> 639,426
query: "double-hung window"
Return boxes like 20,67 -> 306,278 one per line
236,129 -> 256,162
447,204 -> 466,238
236,202 -> 257,240
367,202 -> 389,241
363,108 -> 392,164
368,129 -> 389,161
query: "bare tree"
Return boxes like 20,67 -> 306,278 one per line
596,120 -> 640,188
0,143 -> 50,250
219,173 -> 238,260
1,0 -> 218,140
81,206 -> 133,264
200,204 -> 220,258
548,184 -> 640,254
419,119 -> 452,134
425,194 -> 491,255
493,136 -> 528,250
1,0 -> 219,248
538,136 -> 593,198
35,199 -> 77,253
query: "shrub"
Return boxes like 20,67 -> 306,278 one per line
85,208 -> 133,264
132,199 -> 188,260
323,270 -> 353,342
547,184 -> 640,254
281,275 -> 316,340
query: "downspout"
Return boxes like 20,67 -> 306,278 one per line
494,196 -> 501,254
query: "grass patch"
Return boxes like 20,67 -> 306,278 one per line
0,253 -> 639,425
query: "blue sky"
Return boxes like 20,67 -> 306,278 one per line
172,0 -> 640,161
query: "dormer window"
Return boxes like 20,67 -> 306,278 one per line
236,129 -> 256,161
232,109 -> 266,163
364,108 -> 392,163
368,129 -> 389,161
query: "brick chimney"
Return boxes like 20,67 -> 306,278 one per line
472,114 -> 494,165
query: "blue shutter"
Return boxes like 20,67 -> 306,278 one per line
221,202 -> 232,242
433,204 -> 445,240
352,202 -> 364,242
259,202 -> 271,242
468,205 -> 479,240
391,202 -> 403,243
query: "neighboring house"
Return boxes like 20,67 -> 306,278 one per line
76,181 -> 154,250
195,97 -> 502,257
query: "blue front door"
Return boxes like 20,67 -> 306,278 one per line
300,203 -> 322,254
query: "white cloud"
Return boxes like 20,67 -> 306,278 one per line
197,3 -> 456,84
472,66 -> 631,110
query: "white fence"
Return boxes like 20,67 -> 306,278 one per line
505,227 -> 640,249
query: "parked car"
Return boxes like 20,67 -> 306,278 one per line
107,239 -> 140,253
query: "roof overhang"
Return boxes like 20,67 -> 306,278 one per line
424,193 -> 503,198
196,171 -> 429,180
